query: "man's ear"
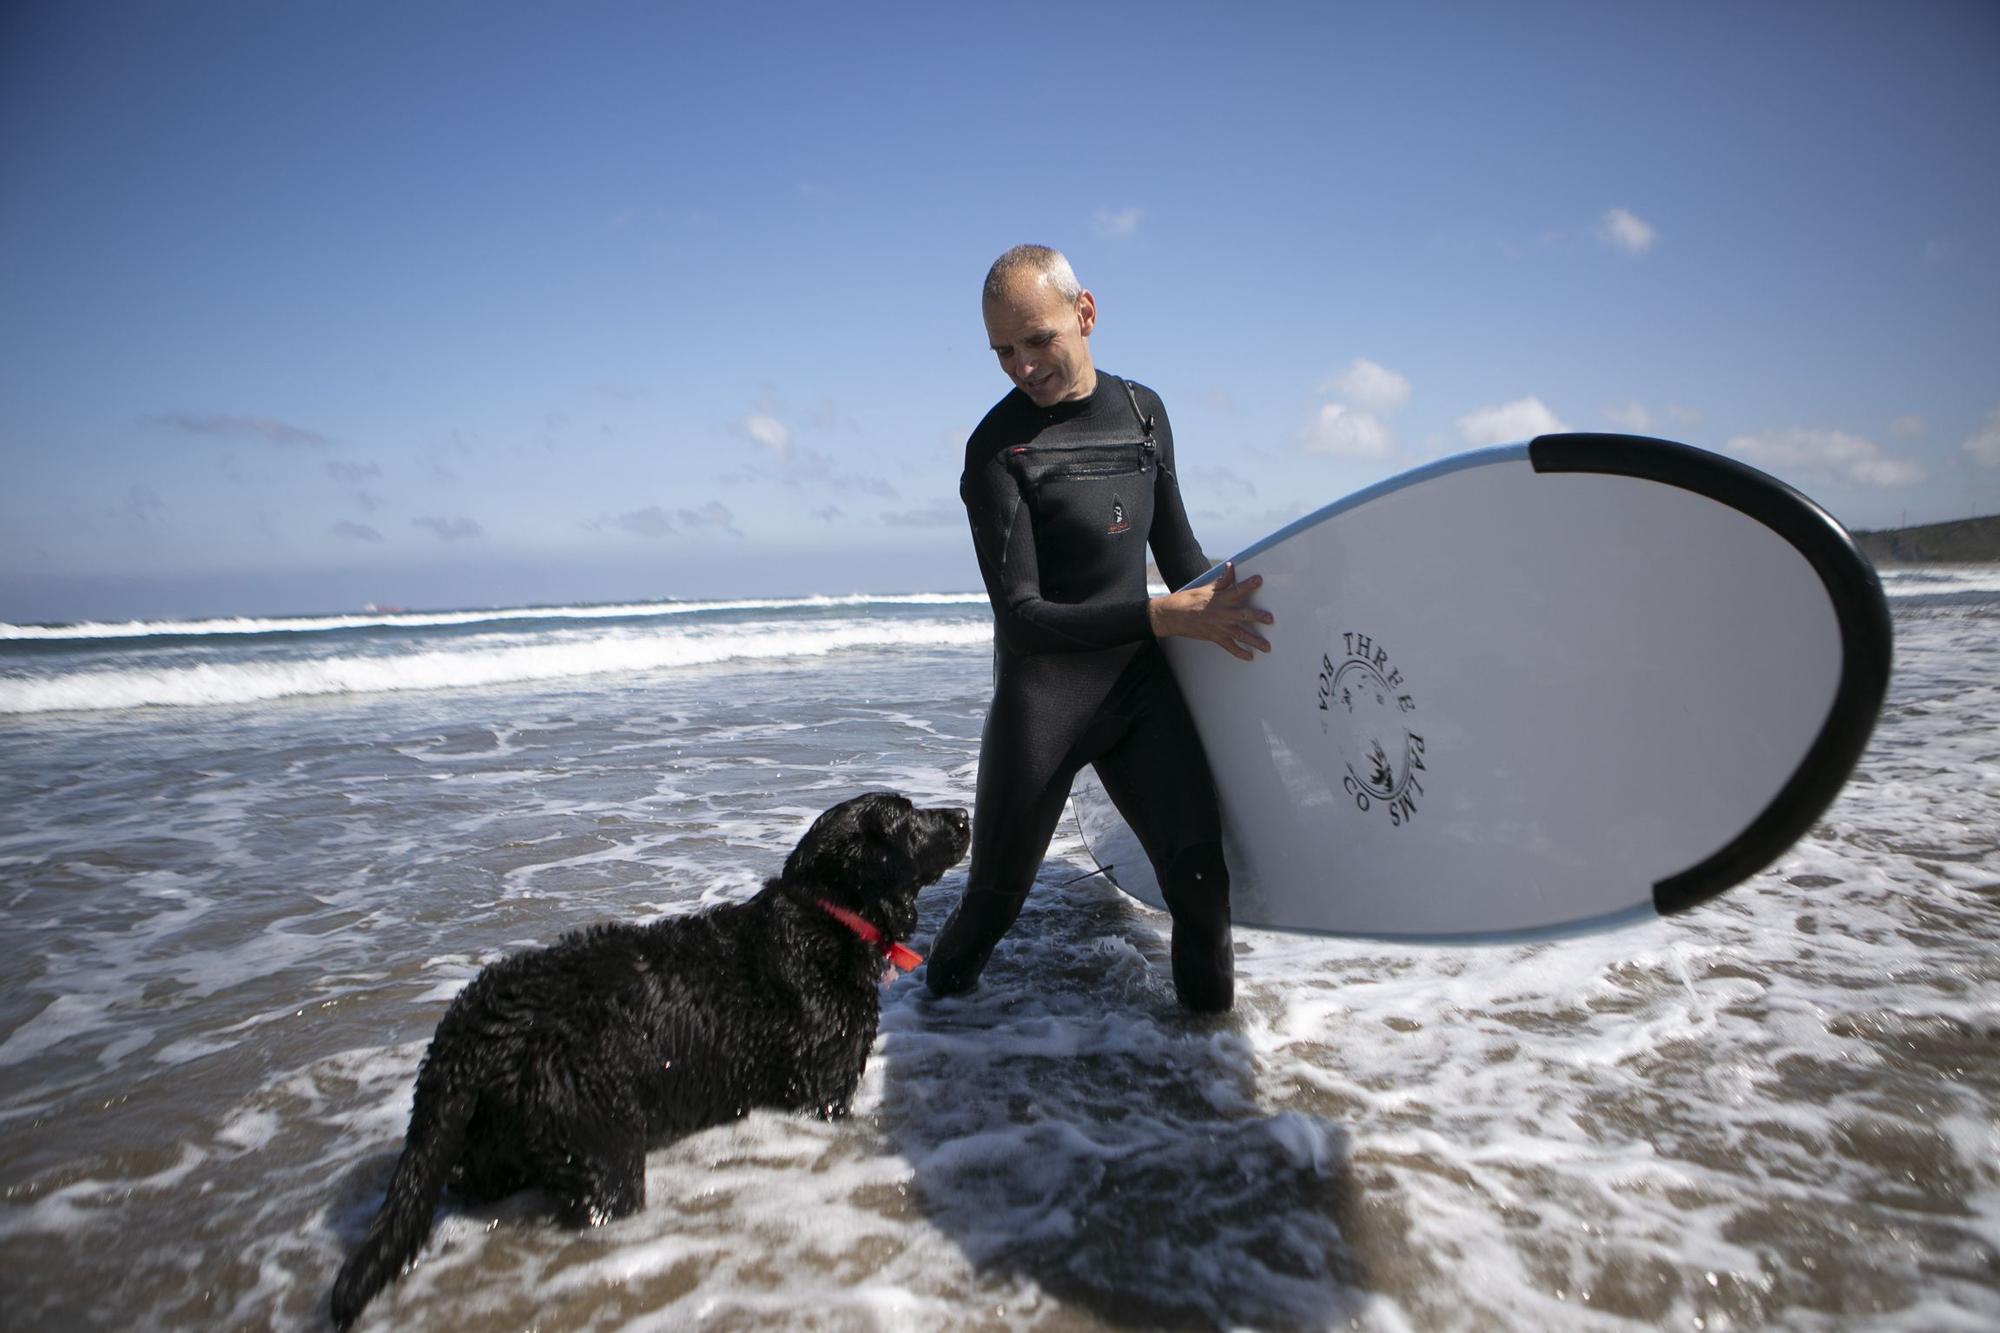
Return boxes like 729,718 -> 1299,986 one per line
1075,289 -> 1097,337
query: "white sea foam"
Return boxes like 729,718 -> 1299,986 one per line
0,993 -> 117,1068
0,591 -> 988,641
1877,564 -> 2000,597
0,596 -> 1992,1329
0,618 -> 993,714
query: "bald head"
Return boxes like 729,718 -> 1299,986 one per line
981,244 -> 1098,406
982,244 -> 1082,306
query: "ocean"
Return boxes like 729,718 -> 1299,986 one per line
1,572 -> 1995,1330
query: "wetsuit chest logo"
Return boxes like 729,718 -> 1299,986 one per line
1107,496 -> 1130,535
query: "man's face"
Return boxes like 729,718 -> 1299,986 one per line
983,274 -> 1097,407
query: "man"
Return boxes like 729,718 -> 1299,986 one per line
926,244 -> 1272,1012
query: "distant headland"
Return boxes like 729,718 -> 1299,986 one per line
1852,514 -> 2000,565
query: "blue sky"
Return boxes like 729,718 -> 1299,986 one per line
3,0 -> 1995,622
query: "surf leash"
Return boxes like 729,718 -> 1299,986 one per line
816,899 -> 923,972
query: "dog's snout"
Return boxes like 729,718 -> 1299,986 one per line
919,803 -> 970,831
920,805 -> 971,866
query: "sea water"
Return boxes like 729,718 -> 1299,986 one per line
1,575 -> 1994,1330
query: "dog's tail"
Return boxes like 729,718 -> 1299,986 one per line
330,1051 -> 481,1329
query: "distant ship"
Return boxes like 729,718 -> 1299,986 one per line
361,602 -> 408,614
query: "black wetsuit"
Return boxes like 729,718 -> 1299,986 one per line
926,372 -> 1233,1009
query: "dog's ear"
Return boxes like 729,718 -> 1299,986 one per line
859,794 -> 911,847
856,794 -> 917,893
784,792 -> 912,892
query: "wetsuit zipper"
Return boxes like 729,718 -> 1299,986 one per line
1007,440 -> 1156,483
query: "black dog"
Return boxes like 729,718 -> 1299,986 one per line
331,791 -> 970,1328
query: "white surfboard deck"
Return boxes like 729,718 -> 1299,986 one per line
1072,434 -> 1892,940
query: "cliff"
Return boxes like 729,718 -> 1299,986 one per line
1851,514 -> 2000,565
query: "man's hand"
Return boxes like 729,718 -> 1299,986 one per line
1148,561 -> 1274,662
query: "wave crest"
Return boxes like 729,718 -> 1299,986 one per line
0,620 -> 993,715
0,592 -> 989,642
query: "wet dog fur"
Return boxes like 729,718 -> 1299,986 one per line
330,791 -> 970,1328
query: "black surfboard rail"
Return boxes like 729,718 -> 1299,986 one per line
1527,432 -> 1894,915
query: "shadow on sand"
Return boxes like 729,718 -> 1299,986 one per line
879,865 -> 1369,1330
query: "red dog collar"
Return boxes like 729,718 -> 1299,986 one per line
816,899 -> 923,972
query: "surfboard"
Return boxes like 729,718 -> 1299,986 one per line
1071,433 -> 1893,939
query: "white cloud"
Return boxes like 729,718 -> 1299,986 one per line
1727,427 -> 1925,489
412,515 -> 484,542
150,411 -> 332,447
1889,414 -> 1928,439
126,485 -> 165,522
1603,401 -> 1654,433
679,500 -> 740,535
1457,396 -> 1568,446
1301,403 -> 1394,459
326,460 -> 382,483
1184,464 -> 1258,501
721,446 -> 898,498
1091,207 -> 1143,240
1963,407 -> 2000,468
792,447 -> 896,497
878,503 -> 962,528
1323,358 -> 1412,414
1666,404 -> 1705,428
594,501 -> 741,539
741,413 -> 790,458
615,506 -> 680,538
1598,207 -> 1658,255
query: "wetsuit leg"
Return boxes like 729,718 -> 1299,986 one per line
929,644 -> 1231,1009
1086,646 -> 1234,1012
1160,843 -> 1233,1013
925,682 -> 1083,996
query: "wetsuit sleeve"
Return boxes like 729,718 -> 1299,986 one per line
1141,390 -> 1213,590
961,452 -> 1155,654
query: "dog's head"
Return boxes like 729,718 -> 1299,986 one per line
783,791 -> 971,940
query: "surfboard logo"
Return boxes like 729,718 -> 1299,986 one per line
1316,632 -> 1426,828
1106,497 -> 1130,535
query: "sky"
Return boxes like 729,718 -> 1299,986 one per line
2,0 -> 1996,623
